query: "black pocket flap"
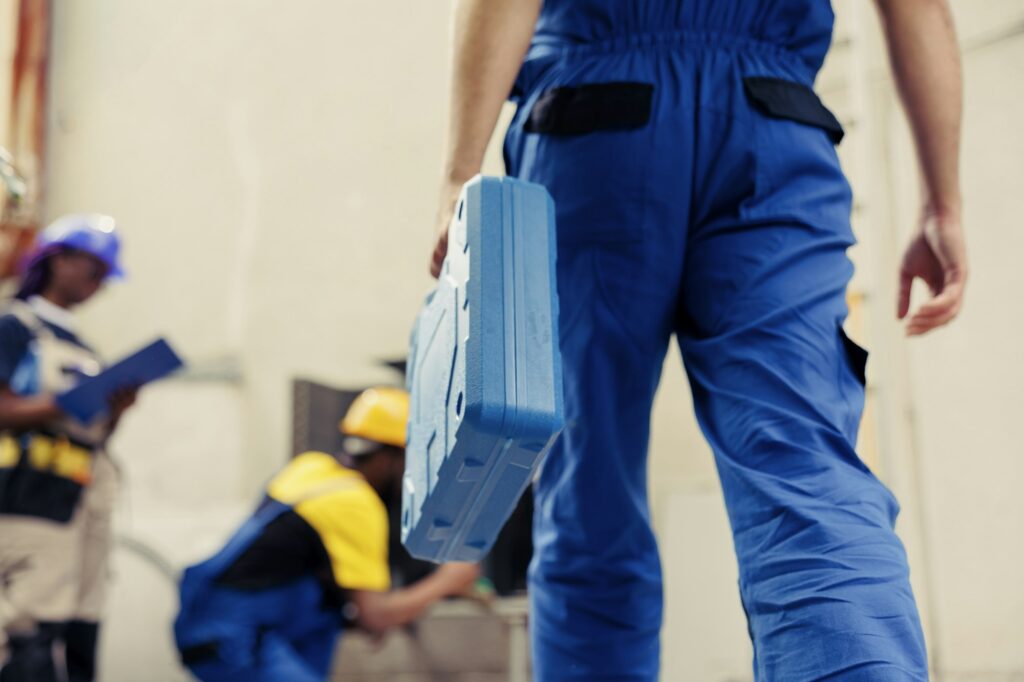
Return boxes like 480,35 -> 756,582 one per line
525,82 -> 654,136
743,77 -> 844,145
180,641 -> 221,666
838,325 -> 869,386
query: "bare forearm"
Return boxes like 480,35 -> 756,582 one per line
443,0 -> 541,184
874,0 -> 962,213
354,563 -> 479,633
0,392 -> 62,430
354,574 -> 452,632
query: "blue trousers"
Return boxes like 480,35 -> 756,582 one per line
174,502 -> 342,682
175,582 -> 339,682
504,9 -> 928,682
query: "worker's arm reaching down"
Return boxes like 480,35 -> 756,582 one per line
874,0 -> 968,335
350,562 -> 480,635
430,0 -> 542,278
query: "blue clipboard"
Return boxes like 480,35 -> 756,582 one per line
56,338 -> 184,422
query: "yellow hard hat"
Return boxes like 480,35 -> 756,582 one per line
339,387 -> 409,450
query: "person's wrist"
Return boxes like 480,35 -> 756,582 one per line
924,194 -> 962,222
442,161 -> 480,188
434,572 -> 461,597
42,396 -> 62,419
438,181 -> 462,206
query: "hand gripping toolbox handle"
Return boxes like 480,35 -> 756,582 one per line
402,175 -> 564,562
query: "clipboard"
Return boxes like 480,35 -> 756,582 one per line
56,338 -> 184,422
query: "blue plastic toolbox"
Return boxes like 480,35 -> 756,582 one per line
402,175 -> 564,563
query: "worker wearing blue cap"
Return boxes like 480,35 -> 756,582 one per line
429,0 -> 968,680
0,214 -> 135,682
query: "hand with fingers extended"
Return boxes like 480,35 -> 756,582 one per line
898,208 -> 967,336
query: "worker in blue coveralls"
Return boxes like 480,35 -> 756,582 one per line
174,387 -> 480,682
429,1 -> 967,680
0,215 -> 135,682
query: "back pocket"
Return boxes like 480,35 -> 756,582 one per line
743,77 -> 844,144
525,82 -> 654,135
513,82 -> 655,245
740,76 -> 852,225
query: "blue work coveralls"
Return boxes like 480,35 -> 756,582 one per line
173,501 -> 344,682
502,1 -> 929,680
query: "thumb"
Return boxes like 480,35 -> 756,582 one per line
897,268 -> 913,320
430,231 -> 448,279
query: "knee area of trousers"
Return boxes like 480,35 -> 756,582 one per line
752,617 -> 929,682
530,561 -> 663,606
530,573 -> 663,636
739,541 -> 911,596
735,516 -> 914,611
731,491 -> 903,557
738,544 -> 919,631
532,620 -> 661,682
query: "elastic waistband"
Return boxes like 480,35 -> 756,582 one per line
526,29 -> 817,82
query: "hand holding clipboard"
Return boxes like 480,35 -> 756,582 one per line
56,338 -> 184,423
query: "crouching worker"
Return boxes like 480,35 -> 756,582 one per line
174,387 -> 479,682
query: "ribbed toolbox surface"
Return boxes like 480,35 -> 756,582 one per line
402,175 -> 564,562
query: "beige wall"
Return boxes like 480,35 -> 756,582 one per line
44,2 -> 457,679
40,1 -> 1024,680
906,2 -> 1024,675
47,0 -> 456,490
0,0 -> 17,150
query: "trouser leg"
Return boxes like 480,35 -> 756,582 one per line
63,454 -> 117,682
529,243 -> 678,681
255,632 -> 324,682
503,46 -> 691,680
678,211 -> 928,680
0,516 -> 80,681
289,620 -> 340,679
64,621 -> 97,682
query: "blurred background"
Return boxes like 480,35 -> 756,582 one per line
0,0 -> 1021,680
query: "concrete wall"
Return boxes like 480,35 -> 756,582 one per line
36,0 -> 1024,680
